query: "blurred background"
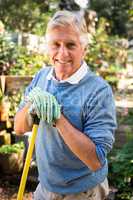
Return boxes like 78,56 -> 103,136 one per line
0,0 -> 133,199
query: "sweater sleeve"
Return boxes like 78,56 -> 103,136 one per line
83,85 -> 117,166
17,69 -> 45,111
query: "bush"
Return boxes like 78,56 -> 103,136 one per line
0,34 -> 19,75
0,33 -> 50,76
0,142 -> 24,154
9,47 -> 48,76
108,139 -> 133,199
85,18 -> 128,88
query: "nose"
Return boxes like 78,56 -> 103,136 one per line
58,45 -> 69,58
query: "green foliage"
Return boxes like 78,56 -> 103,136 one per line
117,108 -> 133,126
85,18 -> 126,70
108,140 -> 133,199
85,17 -> 127,88
8,90 -> 24,117
0,0 -> 57,35
9,47 -> 49,76
0,142 -> 24,154
0,34 -> 19,75
0,33 -> 50,76
31,12 -> 52,36
90,0 -> 132,36
59,0 -> 80,11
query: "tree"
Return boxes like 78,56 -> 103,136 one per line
0,0 -> 57,35
58,0 -> 80,11
90,0 -> 132,36
127,1 -> 133,39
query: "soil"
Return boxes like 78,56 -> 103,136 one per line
0,174 -> 37,200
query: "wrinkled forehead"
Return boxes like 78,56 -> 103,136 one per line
46,20 -> 80,36
45,25 -> 81,43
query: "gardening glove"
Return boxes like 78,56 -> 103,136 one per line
26,87 -> 61,125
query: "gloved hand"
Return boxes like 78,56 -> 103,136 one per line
26,87 -> 61,125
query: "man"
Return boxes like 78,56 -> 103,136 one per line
14,10 -> 117,200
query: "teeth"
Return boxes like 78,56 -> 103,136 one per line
58,61 -> 70,64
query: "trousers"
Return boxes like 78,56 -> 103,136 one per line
33,178 -> 109,200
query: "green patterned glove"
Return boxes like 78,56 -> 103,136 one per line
26,87 -> 61,125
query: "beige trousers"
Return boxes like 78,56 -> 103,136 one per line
33,178 -> 109,200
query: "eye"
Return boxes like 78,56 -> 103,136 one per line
67,42 -> 76,49
50,42 -> 60,49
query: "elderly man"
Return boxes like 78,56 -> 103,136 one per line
14,10 -> 117,200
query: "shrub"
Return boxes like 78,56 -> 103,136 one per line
0,33 -> 50,76
9,47 -> 48,76
85,18 -> 128,88
0,34 -> 19,75
108,139 -> 133,199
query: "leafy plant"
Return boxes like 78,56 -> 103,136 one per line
0,33 -> 50,76
117,108 -> 133,126
85,18 -> 127,71
90,0 -> 132,36
11,52 -> 49,76
85,17 -> 128,88
108,140 -> 133,199
0,1 -> 56,35
9,47 -> 48,76
0,34 -> 19,75
8,89 -> 24,117
0,142 -> 24,154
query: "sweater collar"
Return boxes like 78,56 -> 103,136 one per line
47,61 -> 88,84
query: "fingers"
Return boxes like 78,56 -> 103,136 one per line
47,95 -> 52,124
41,95 -> 47,121
27,87 -> 41,102
27,87 -> 61,125
52,96 -> 61,120
28,102 -> 40,119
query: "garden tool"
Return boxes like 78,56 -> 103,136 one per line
17,116 -> 39,200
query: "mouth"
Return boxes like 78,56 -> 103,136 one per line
55,59 -> 71,65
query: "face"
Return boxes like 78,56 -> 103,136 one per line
46,26 -> 86,80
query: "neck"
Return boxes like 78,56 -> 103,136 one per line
54,72 -> 69,81
54,66 -> 81,81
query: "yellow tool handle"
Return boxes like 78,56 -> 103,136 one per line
17,124 -> 38,200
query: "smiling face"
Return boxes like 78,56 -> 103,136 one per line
46,26 -> 86,80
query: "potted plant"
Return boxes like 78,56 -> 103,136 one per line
0,142 -> 24,174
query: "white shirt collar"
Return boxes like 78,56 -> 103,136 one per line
47,61 -> 88,84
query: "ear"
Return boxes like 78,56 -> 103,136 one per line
82,46 -> 88,58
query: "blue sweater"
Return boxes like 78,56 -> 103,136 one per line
19,66 -> 117,194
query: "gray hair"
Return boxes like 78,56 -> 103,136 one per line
45,10 -> 89,48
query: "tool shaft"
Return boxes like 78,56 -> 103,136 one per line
17,124 -> 38,200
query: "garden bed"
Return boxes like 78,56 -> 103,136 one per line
0,161 -> 38,200
0,174 -> 35,200
0,173 -> 116,200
